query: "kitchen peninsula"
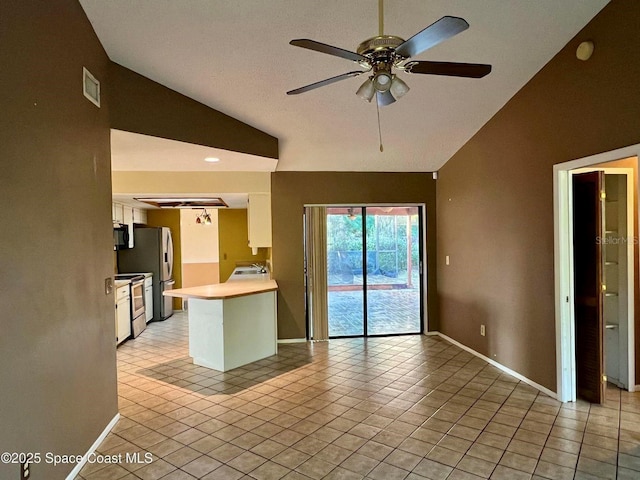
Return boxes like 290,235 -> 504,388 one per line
164,270 -> 277,372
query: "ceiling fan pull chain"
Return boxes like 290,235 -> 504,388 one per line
376,98 -> 384,152
379,0 -> 384,36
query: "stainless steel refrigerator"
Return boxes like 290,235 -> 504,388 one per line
118,226 -> 175,321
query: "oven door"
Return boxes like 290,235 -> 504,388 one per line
131,281 -> 145,319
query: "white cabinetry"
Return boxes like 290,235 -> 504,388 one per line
134,208 -> 147,225
122,206 -> 134,248
247,193 -> 272,248
115,285 -> 131,345
144,275 -> 153,323
113,202 -> 147,248
112,203 -> 124,224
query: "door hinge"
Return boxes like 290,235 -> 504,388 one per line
600,190 -> 607,200
602,374 -> 607,382
601,283 -> 607,292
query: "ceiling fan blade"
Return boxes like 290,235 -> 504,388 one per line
377,90 -> 396,106
395,16 -> 469,58
287,71 -> 364,95
290,39 -> 367,63
405,60 -> 491,78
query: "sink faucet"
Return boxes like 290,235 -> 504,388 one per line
252,263 -> 267,273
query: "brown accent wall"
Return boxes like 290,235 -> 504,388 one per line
218,209 -> 270,282
271,172 -> 437,339
109,63 -> 278,159
147,210 -> 183,309
0,0 -> 117,477
437,0 -> 640,391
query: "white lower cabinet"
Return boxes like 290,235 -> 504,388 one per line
116,285 -> 131,345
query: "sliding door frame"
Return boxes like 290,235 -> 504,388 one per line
304,203 -> 426,339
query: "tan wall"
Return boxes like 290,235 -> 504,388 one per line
0,0 -> 118,477
271,172 -> 437,340
147,209 -> 183,309
112,171 -> 271,195
182,263 -> 220,287
437,0 -> 640,391
180,209 -> 220,290
218,209 -> 270,283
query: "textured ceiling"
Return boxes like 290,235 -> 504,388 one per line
80,0 -> 608,172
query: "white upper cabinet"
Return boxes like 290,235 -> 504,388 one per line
247,193 -> 272,248
133,208 -> 147,224
122,205 -> 134,248
112,203 -> 124,224
112,202 -> 147,248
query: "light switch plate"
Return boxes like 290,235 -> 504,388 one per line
105,277 -> 113,295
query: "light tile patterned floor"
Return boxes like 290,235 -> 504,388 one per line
76,312 -> 640,480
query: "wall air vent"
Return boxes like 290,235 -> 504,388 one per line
83,67 -> 100,107
134,197 -> 229,209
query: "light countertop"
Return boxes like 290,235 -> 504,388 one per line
164,279 -> 278,300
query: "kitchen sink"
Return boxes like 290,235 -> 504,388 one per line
233,270 -> 262,275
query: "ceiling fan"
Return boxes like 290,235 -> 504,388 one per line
286,0 -> 491,106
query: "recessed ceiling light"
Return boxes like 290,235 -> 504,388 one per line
204,157 -> 220,163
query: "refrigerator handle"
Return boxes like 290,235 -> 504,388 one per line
165,280 -> 176,286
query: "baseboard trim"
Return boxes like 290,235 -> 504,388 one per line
66,413 -> 120,480
278,338 -> 307,344
424,331 -> 439,336
436,332 -> 558,400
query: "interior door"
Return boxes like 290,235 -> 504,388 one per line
573,171 -> 605,404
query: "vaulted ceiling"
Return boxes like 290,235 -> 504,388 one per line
80,0 -> 608,172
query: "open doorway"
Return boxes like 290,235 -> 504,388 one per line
305,205 -> 425,339
554,148 -> 638,403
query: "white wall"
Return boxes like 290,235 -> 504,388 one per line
180,209 -> 219,263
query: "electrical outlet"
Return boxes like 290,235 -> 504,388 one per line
445,255 -> 450,265
480,324 -> 486,336
21,461 -> 30,480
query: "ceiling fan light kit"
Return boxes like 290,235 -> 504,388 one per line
356,79 -> 376,102
286,1 -> 492,107
389,75 -> 410,99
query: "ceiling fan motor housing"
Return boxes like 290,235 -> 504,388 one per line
356,35 -> 406,57
356,36 -> 405,94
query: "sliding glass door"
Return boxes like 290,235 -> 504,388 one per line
326,206 -> 422,337
327,207 -> 364,336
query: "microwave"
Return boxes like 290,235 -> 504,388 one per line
113,224 -> 131,250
